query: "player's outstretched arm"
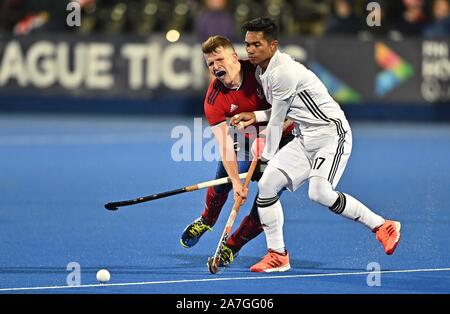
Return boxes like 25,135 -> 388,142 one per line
211,122 -> 248,203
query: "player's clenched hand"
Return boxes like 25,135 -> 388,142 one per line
232,181 -> 248,205
231,112 -> 256,129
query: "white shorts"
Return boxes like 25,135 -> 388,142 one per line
268,122 -> 352,192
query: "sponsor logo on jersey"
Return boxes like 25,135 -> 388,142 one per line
230,104 -> 238,112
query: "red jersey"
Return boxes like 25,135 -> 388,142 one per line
204,60 -> 270,127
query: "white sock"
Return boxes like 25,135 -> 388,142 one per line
257,200 -> 285,251
309,177 -> 385,231
336,193 -> 385,231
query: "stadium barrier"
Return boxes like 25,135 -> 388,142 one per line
0,34 -> 449,120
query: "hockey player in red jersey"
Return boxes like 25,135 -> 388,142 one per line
180,35 -> 294,267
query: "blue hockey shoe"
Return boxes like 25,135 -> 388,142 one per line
180,217 -> 212,248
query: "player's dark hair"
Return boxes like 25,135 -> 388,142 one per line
202,35 -> 235,54
241,17 -> 279,42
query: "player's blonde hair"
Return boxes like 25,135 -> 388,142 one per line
202,35 -> 235,54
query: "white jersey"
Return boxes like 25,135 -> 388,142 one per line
255,50 -> 350,160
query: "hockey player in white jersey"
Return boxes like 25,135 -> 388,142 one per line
233,17 -> 401,273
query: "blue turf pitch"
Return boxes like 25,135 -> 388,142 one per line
1,114 -> 450,294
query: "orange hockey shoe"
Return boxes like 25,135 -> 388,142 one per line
375,220 -> 401,255
250,249 -> 291,273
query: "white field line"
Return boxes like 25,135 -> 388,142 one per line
0,267 -> 449,292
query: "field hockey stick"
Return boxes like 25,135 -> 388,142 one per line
104,172 -> 248,211
207,159 -> 258,274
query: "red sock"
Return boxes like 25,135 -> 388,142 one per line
201,187 -> 228,226
226,212 -> 263,253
